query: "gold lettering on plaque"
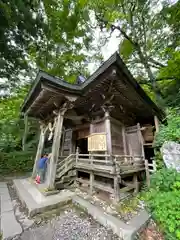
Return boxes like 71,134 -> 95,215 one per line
88,133 -> 107,151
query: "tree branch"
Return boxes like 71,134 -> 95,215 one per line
95,14 -> 136,46
148,58 -> 166,68
139,77 -> 176,85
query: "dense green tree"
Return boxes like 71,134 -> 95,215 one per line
0,0 -> 101,94
86,0 -> 180,103
0,0 -> 45,92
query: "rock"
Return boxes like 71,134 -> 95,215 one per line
161,141 -> 180,172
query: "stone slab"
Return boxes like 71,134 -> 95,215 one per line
1,200 -> 13,214
128,209 -> 150,238
72,195 -> 135,240
1,210 -> 22,240
0,183 -> 7,188
13,179 -> 75,217
0,188 -> 10,197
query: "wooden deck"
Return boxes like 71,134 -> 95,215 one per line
55,153 -> 149,201
76,154 -> 145,175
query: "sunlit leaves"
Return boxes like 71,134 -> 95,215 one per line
120,39 -> 134,60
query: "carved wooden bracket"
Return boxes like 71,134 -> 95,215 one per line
101,105 -> 114,116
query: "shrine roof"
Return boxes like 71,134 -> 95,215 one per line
21,52 -> 165,124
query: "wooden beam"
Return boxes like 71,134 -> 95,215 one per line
114,176 -> 120,202
64,114 -> 86,121
145,159 -> 150,188
104,111 -> 112,155
109,117 -> 123,127
137,123 -> 145,158
22,114 -> 28,151
154,115 -> 160,133
73,123 -> 90,131
122,126 -> 127,155
90,171 -> 94,195
133,173 -> 139,194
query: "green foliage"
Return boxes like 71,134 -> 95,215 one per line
153,150 -> 164,170
0,151 -> 35,175
0,87 -> 39,174
154,108 -> 180,148
158,51 -> 180,107
142,168 -> 180,239
150,168 -> 180,192
0,0 -> 45,91
0,0 -> 101,94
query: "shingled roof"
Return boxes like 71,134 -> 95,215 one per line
21,52 -> 165,124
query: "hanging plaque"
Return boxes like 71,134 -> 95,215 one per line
88,133 -> 107,151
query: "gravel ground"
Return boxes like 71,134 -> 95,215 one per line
19,209 -> 120,240
7,182 -> 120,240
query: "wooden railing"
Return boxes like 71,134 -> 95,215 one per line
148,160 -> 157,173
76,154 -> 113,165
75,152 -> 145,174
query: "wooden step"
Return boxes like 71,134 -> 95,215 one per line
119,186 -> 135,193
76,178 -> 114,194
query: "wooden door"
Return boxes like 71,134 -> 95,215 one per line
125,124 -> 144,157
61,129 -> 73,156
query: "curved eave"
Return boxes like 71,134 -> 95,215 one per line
21,52 -> 165,121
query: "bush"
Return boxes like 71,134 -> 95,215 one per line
0,150 -> 35,175
142,169 -> 180,239
150,168 -> 180,192
154,108 -> 180,148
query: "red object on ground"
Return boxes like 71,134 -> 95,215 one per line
35,175 -> 40,184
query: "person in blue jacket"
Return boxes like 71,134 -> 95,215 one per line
37,153 -> 49,183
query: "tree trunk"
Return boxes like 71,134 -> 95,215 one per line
135,44 -> 163,102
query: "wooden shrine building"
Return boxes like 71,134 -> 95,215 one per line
21,52 -> 164,201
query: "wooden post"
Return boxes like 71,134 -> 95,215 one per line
133,174 -> 139,194
122,126 -> 127,155
75,147 -> 79,188
114,176 -> 120,202
154,116 -> 160,133
22,114 -> 28,151
113,156 -> 120,202
32,123 -> 47,178
47,107 -> 66,189
145,159 -> 150,187
90,171 -> 94,195
105,111 -> 112,155
137,123 -> 145,158
76,147 -> 79,164
90,123 -> 93,134
60,127 -> 65,156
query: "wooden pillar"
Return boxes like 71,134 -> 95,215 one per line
47,108 -> 66,189
154,115 -> 160,133
90,171 -> 94,195
75,147 -> 79,188
145,159 -> 150,187
114,175 -> 120,202
133,174 -> 139,194
60,127 -> 65,156
137,123 -> 145,158
90,122 -> 93,134
122,126 -> 127,155
32,123 -> 47,178
22,114 -> 28,151
105,111 -> 112,155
